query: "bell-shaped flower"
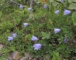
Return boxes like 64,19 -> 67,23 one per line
12,33 -> 17,38
44,4 -> 48,9
19,4 -> 24,9
54,28 -> 61,34
33,43 -> 42,50
64,9 -> 71,15
8,36 -> 14,41
28,7 -> 32,11
55,10 -> 60,14
60,0 -> 64,2
23,23 -> 28,27
31,36 -> 38,41
64,37 -> 68,43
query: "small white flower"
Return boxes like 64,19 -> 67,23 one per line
54,28 -> 61,34
23,23 -> 28,27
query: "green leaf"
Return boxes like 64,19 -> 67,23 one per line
25,34 -> 32,40
0,48 -> 9,53
52,2 -> 59,7
49,0 -> 54,3
10,46 -> 15,51
72,12 -> 76,26
52,51 -> 61,60
68,0 -> 73,3
0,11 -> 2,17
0,54 -> 8,60
68,0 -> 76,3
68,3 -> 76,9
41,32 -> 50,39
73,0 -> 76,2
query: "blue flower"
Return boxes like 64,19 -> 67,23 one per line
33,43 -> 42,50
64,9 -> 71,15
12,33 -> 17,38
64,37 -> 68,43
23,23 -> 28,27
19,4 -> 24,9
8,36 -> 14,41
54,28 -> 61,34
60,0 -> 64,2
28,7 -> 32,11
55,10 -> 60,14
44,4 -> 48,9
31,36 -> 38,41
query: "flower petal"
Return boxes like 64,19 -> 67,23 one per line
19,4 -> 24,9
28,7 -> 32,11
60,0 -> 64,2
64,9 -> 71,15
54,28 -> 61,34
55,10 -> 60,14
44,4 -> 48,9
64,37 -> 68,43
33,43 -> 42,50
23,23 -> 28,27
12,33 -> 17,38
8,36 -> 14,41
31,36 -> 38,41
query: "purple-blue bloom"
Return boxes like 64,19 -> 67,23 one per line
33,43 -> 42,50
31,36 -> 38,41
60,0 -> 64,2
19,4 -> 24,9
12,33 -> 17,38
23,23 -> 28,27
55,10 -> 60,14
28,7 -> 32,11
44,4 -> 48,9
64,37 -> 68,43
8,36 -> 14,41
64,9 -> 71,15
54,28 -> 61,34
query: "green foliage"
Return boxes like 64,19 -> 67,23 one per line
41,32 -> 50,39
72,12 -> 76,26
0,53 -> 8,60
69,3 -> 76,9
0,0 -> 76,60
68,0 -> 76,3
52,51 -> 61,60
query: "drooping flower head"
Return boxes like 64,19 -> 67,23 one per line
31,36 -> 38,41
12,33 -> 17,38
64,9 -> 71,15
44,4 -> 48,9
54,28 -> 61,34
28,7 -> 32,11
8,36 -> 14,41
23,23 -> 28,27
60,0 -> 64,2
33,43 -> 42,50
64,37 -> 68,43
55,10 -> 60,14
19,4 -> 24,9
